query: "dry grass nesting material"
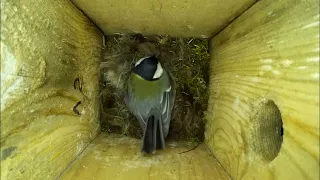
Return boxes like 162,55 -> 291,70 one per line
100,34 -> 210,142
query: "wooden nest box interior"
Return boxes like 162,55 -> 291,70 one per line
1,0 -> 319,179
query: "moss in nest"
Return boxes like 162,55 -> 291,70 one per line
100,34 -> 210,142
99,35 -> 143,138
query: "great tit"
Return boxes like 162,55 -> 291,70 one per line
125,56 -> 175,154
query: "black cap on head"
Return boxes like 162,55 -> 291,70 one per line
133,56 -> 159,81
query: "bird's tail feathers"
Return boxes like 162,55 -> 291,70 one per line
142,115 -> 165,153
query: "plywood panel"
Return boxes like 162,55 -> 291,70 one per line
206,0 -> 319,179
1,0 -> 103,179
59,133 -> 230,180
71,0 -> 256,38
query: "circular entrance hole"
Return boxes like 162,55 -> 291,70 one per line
250,100 -> 283,162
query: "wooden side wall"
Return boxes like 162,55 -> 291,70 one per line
70,0 -> 256,38
1,0 -> 103,179
206,0 -> 319,179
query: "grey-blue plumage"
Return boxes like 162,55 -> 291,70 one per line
125,56 -> 175,153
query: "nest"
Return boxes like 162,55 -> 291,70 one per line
100,34 -> 210,142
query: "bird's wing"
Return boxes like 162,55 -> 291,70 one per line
125,80 -> 154,130
160,71 -> 175,137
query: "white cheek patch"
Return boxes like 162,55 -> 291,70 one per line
153,62 -> 163,79
135,57 -> 149,66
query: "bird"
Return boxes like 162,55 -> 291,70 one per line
125,56 -> 175,154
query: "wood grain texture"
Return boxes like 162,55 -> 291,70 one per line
70,0 -> 256,38
206,0 -> 319,179
59,133 -> 230,180
1,0 -> 103,179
